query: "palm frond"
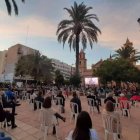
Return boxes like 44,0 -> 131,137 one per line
68,33 -> 75,51
137,18 -> 140,24
64,8 -> 74,19
5,0 -> 11,15
84,28 -> 98,42
12,0 -> 18,15
72,37 -> 76,51
62,32 -> 69,47
85,14 -> 99,21
57,27 -> 73,43
86,33 -> 93,49
81,32 -> 87,50
57,20 -> 73,34
83,21 -> 101,34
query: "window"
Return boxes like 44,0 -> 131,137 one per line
17,47 -> 22,54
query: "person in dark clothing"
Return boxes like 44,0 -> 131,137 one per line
2,94 -> 17,115
34,91 -> 44,110
104,93 -> 116,104
0,103 -> 17,129
56,90 -> 65,107
87,93 -> 100,113
70,92 -> 82,113
94,90 -> 102,106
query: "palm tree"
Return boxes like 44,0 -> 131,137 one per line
4,0 -> 25,15
56,2 -> 101,75
113,38 -> 140,62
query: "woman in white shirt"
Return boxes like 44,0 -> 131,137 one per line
66,111 -> 99,140
42,96 -> 66,134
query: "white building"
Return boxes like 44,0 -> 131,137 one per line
51,58 -> 75,79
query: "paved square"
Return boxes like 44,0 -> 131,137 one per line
0,96 -> 140,140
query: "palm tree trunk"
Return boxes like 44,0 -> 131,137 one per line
75,35 -> 80,75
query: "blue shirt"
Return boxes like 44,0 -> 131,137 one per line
5,90 -> 14,100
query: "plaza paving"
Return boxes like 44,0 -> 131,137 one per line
0,96 -> 140,140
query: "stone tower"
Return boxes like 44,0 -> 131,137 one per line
124,38 -> 136,65
124,38 -> 133,48
79,49 -> 87,75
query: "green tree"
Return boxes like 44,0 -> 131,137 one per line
4,0 -> 25,15
95,59 -> 140,85
55,70 -> 64,86
94,60 -> 114,85
15,52 -> 53,82
113,38 -> 140,62
70,74 -> 81,87
57,2 -> 101,75
15,54 -> 32,77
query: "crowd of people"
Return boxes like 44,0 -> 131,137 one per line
0,85 -> 140,140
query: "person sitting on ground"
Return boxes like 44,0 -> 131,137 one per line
87,92 -> 100,114
70,92 -> 82,113
42,96 -> 66,135
102,101 -> 122,139
104,92 -> 116,104
66,111 -> 99,140
0,103 -> 17,129
34,91 -> 44,110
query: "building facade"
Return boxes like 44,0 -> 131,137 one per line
51,58 -> 75,80
0,44 -> 37,82
0,50 -> 7,81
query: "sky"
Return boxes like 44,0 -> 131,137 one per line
0,0 -> 140,68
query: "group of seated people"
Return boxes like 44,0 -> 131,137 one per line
0,86 -> 139,140
66,90 -> 139,140
66,100 -> 122,140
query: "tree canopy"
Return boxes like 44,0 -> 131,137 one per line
95,59 -> 140,84
15,52 -> 53,83
70,74 -> 81,87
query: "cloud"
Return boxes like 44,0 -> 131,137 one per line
0,11 -> 57,40
87,0 -> 140,51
